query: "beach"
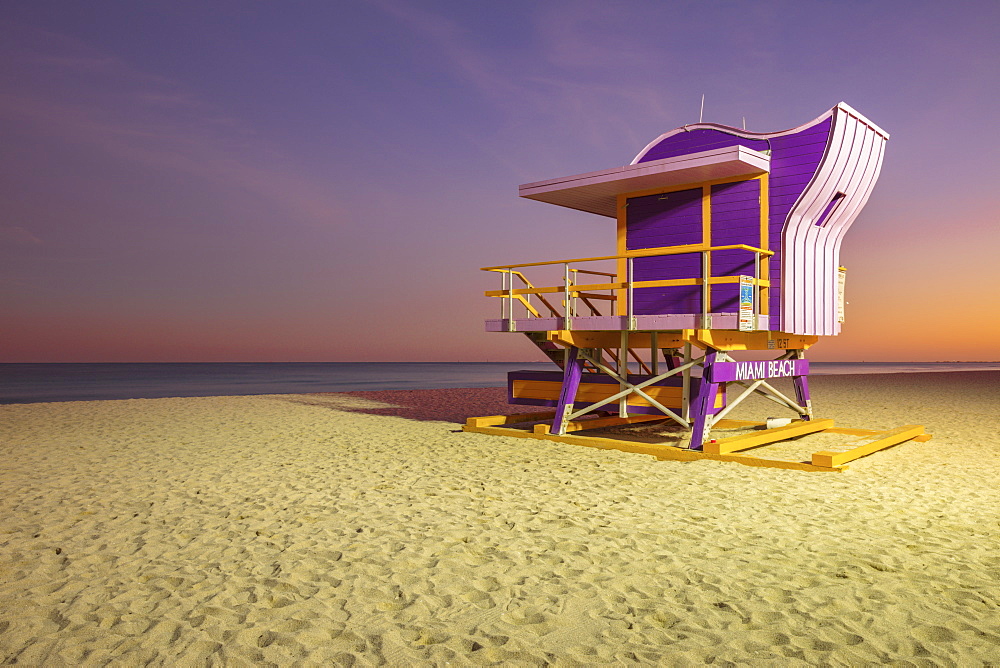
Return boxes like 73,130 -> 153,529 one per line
1,371 -> 999,665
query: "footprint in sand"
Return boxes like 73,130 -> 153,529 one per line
474,576 -> 503,592
328,629 -> 368,653
743,629 -> 790,650
642,610 -> 681,629
358,585 -> 414,612
255,630 -> 297,649
913,625 -> 957,643
460,588 -> 496,610
500,607 -> 560,636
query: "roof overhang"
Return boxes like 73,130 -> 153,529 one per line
518,145 -> 771,218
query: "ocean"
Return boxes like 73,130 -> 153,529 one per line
1,362 -> 999,405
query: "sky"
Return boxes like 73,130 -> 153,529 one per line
1,0 -> 998,363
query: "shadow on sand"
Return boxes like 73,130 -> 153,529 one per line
277,387 -> 545,424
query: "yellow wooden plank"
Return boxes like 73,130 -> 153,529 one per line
822,427 -> 932,441
571,268 -> 617,278
811,425 -> 926,468
514,295 -> 541,318
485,285 -> 577,297
572,281 -> 625,292
822,426 -> 886,436
702,185 -> 712,312
486,276 -> 772,298
480,244 -> 774,272
703,418 -> 835,455
709,276 -> 770,286
714,419 -> 766,429
616,193 -> 627,307
618,173 -> 770,201
511,379 -> 564,399
535,413 -> 666,434
464,411 -> 556,428
547,331 -> 687,350
637,277 -> 771,289
758,173 -> 770,315
690,330 -> 819,351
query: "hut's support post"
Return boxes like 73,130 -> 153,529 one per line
689,349 -> 720,450
553,347 -> 585,436
618,331 -> 629,418
682,343 -> 693,421
650,332 -> 659,376
503,269 -> 514,332
563,263 -> 572,330
701,251 -> 711,329
791,349 -> 813,419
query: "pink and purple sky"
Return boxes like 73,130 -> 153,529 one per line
2,1 -> 998,363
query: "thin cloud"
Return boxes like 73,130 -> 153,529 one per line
0,23 -> 345,226
0,226 -> 43,247
367,1 -> 677,160
367,0 -> 520,101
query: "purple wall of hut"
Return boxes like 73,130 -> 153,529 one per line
634,119 -> 832,330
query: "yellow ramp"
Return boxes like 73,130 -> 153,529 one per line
812,425 -> 926,468
703,419 -> 835,455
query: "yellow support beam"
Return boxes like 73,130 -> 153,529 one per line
545,330 -> 688,350
514,295 -> 541,318
703,418 -> 835,455
822,426 -> 932,441
533,413 -> 665,434
691,329 -> 819,351
465,411 -> 557,428
533,330 -> 818,354
485,276 -> 772,298
480,244 -> 773,272
811,424 -> 926,468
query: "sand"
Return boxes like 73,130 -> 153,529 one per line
1,371 -> 999,665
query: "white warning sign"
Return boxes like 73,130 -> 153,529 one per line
739,275 -> 755,331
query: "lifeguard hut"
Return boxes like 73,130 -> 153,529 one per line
464,103 -> 930,471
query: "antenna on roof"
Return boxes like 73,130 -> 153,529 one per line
699,94 -> 705,123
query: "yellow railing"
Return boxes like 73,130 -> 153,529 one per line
484,245 -> 773,331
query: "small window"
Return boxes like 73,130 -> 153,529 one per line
815,192 -> 846,227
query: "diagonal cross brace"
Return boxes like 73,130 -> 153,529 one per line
729,379 -> 807,414
565,349 -> 697,428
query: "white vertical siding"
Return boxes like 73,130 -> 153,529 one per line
780,104 -> 889,336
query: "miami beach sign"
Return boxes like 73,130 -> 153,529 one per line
705,359 -> 810,383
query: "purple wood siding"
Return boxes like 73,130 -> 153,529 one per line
626,188 -> 703,315
765,120 -> 831,327
640,129 -> 769,161
637,119 -> 832,329
710,179 -> 760,312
